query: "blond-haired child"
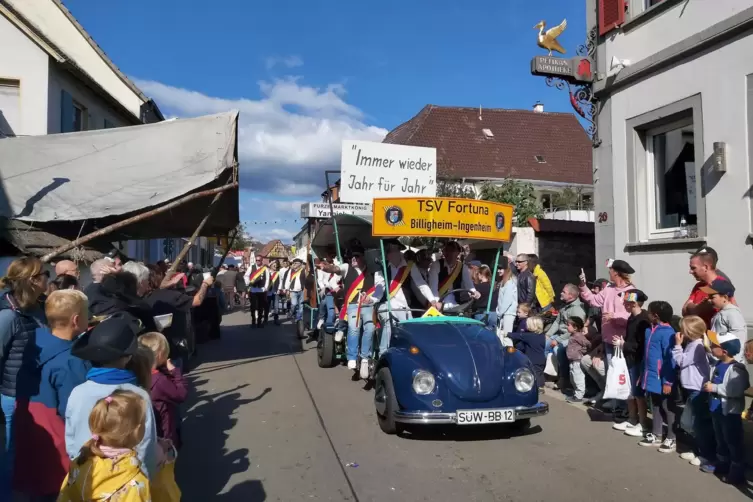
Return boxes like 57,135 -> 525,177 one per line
14,290 -> 90,498
59,390 -> 151,501
508,316 -> 546,391
672,315 -> 714,466
138,332 -> 188,449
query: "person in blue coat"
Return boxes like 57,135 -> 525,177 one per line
13,289 -> 90,498
639,301 -> 678,452
507,316 -> 546,390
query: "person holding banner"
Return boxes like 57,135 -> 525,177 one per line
428,241 -> 480,311
245,255 -> 270,328
319,243 -> 383,380
283,258 -> 306,324
377,239 -> 442,355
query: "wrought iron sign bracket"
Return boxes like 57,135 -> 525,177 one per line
545,27 -> 602,148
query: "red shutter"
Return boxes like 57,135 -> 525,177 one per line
599,0 -> 626,36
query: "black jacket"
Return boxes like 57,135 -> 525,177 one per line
623,310 -> 650,366
517,270 -> 536,306
0,289 -> 46,397
87,276 -> 158,333
507,330 -> 545,368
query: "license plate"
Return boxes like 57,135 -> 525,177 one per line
456,408 -> 514,425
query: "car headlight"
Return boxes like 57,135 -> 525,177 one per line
514,368 -> 535,393
412,370 -> 436,395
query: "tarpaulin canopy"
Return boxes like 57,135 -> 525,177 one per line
0,111 -> 239,240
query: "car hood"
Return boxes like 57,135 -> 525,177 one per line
399,321 -> 505,401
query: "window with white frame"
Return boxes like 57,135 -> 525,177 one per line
645,118 -> 696,238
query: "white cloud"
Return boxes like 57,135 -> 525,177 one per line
134,77 -> 387,197
266,55 -> 304,70
253,227 -> 295,243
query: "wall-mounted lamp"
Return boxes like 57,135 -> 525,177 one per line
712,142 -> 727,173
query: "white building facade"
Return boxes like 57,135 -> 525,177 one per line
589,0 -> 753,330
0,0 -> 215,267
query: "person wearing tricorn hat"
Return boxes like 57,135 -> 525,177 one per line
377,239 -> 442,355
579,259 -> 634,381
283,258 -> 307,325
319,242 -> 384,380
702,279 -> 746,363
428,240 -> 480,311
65,312 -> 158,480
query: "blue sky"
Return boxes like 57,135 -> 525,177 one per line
65,0 -> 586,243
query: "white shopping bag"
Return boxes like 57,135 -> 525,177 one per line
544,353 -> 558,377
603,347 -> 631,400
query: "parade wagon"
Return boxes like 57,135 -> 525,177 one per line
368,197 -> 549,435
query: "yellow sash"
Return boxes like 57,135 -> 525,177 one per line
388,263 -> 413,298
438,262 -> 462,296
248,266 -> 267,283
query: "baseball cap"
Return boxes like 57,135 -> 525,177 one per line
700,278 -> 735,297
706,330 -> 741,356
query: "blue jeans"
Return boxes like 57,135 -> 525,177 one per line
686,391 -> 715,460
290,291 -> 304,321
317,294 -> 336,327
711,409 -> 744,465
377,304 -> 410,356
346,304 -> 374,361
473,312 -> 497,331
0,394 -> 16,496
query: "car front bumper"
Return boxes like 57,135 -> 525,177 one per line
393,401 -> 549,425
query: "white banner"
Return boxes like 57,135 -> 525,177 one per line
339,140 -> 437,204
300,202 -> 372,219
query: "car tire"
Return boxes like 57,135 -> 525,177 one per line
375,367 -> 401,435
318,330 -> 336,368
509,418 -> 531,433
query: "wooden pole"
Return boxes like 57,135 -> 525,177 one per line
166,189 -> 227,275
40,183 -> 238,263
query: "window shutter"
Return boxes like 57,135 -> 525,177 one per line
599,0 -> 625,36
60,90 -> 74,133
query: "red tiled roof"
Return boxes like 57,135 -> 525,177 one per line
383,105 -> 592,185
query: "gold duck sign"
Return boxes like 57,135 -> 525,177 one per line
530,18 -> 593,84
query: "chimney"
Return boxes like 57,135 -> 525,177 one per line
533,101 -> 544,113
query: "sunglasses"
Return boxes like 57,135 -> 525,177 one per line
515,260 -> 527,264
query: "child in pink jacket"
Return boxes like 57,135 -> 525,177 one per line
579,260 -> 635,369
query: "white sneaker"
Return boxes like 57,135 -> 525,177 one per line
680,451 -> 697,461
317,319 -> 324,329
612,421 -> 631,431
347,360 -> 357,370
689,456 -> 703,466
335,330 -> 344,342
360,360 -> 370,380
624,424 -> 645,437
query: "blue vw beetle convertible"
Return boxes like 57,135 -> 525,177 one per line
374,310 -> 548,434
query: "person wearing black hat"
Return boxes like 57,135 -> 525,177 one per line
377,239 -> 442,356
428,240 -> 480,310
578,258 -> 635,401
65,312 -> 158,480
282,258 -> 307,325
319,242 -> 383,380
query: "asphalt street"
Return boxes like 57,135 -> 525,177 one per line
177,310 -> 752,501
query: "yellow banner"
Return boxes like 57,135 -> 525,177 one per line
372,197 -> 514,242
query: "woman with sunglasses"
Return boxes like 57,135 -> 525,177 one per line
0,256 -> 49,495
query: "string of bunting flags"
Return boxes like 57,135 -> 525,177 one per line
244,219 -> 301,225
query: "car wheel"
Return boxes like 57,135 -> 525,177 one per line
374,367 -> 401,434
318,330 -> 336,368
508,418 -> 531,433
